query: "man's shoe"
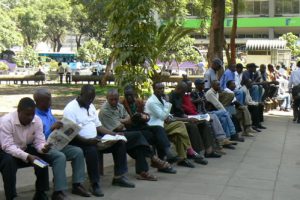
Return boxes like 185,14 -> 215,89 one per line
33,191 -> 48,200
242,132 -> 255,137
136,171 -> 158,181
177,159 -> 195,168
166,155 -> 180,164
51,191 -> 69,200
252,126 -> 261,132
230,135 -> 245,142
194,157 -> 208,165
204,152 -> 222,158
112,176 -> 135,188
223,144 -> 236,150
90,183 -> 104,197
158,167 -> 177,174
257,124 -> 266,129
72,183 -> 91,197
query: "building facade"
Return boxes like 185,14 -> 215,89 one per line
185,0 -> 300,46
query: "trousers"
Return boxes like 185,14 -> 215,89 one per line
0,146 -> 49,200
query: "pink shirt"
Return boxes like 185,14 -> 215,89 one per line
0,111 -> 46,161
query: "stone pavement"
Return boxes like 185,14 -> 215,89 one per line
1,110 -> 300,200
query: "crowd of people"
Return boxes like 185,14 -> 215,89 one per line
0,58 -> 298,200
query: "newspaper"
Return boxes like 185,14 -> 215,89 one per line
97,134 -> 127,150
187,113 -> 210,121
47,117 -> 81,150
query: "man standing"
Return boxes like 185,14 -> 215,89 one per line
58,62 -> 65,84
204,58 -> 223,90
0,98 -> 50,200
34,88 -> 90,199
64,85 -> 135,197
288,61 -> 300,122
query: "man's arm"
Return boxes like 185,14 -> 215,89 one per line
0,121 -> 29,162
205,91 -> 225,110
145,100 -> 171,120
32,117 -> 47,153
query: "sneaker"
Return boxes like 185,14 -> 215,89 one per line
177,159 -> 195,168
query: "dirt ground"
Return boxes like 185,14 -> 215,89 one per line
0,84 -> 107,117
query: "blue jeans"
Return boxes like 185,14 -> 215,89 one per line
45,145 -> 85,191
250,85 -> 263,102
279,94 -> 291,109
235,88 -> 245,105
210,110 -> 236,138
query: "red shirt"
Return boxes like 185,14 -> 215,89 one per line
182,94 -> 198,115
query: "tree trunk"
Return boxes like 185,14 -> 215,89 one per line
223,36 -> 231,66
230,0 -> 238,65
53,39 -> 57,52
101,55 -> 114,86
207,0 -> 226,67
56,37 -> 63,52
76,35 -> 82,50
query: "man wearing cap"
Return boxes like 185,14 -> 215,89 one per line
204,58 -> 223,91
241,63 -> 264,102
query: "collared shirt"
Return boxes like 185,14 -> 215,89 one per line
288,68 -> 300,89
241,86 -> 258,106
63,99 -> 101,139
0,111 -> 46,161
35,108 -> 56,139
242,70 -> 259,84
220,69 -> 235,90
205,88 -> 226,110
99,102 -> 129,131
204,68 -> 217,89
145,94 -> 172,127
235,72 -> 242,89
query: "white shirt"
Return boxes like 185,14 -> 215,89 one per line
235,72 -> 242,89
205,88 -> 226,110
204,68 -> 217,89
63,99 -> 101,139
145,94 -> 172,127
288,68 -> 300,89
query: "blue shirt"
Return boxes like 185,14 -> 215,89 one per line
220,69 -> 235,90
35,108 -> 56,139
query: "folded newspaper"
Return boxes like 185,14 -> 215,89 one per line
187,113 -> 210,121
47,117 -> 81,150
97,134 -> 127,150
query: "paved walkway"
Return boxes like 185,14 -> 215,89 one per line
1,111 -> 300,200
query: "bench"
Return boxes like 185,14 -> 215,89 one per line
72,75 -> 115,85
0,75 -> 45,85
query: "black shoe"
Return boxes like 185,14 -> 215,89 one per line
230,135 -> 245,142
252,126 -> 262,132
177,159 -> 195,168
257,124 -> 266,129
204,152 -> 222,158
158,167 -> 177,174
72,183 -> 91,197
51,191 -> 68,200
194,157 -> 208,165
33,191 -> 48,200
166,155 -> 180,164
90,183 -> 104,197
112,176 -> 135,188
223,144 -> 236,150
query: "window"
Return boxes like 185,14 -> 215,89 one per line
239,0 -> 269,15
275,0 -> 300,15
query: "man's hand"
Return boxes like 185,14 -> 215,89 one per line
188,118 -> 199,123
41,143 -> 53,153
88,137 -> 101,145
51,121 -> 63,131
27,154 -> 40,164
115,124 -> 125,131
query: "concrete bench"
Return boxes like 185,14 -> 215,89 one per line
0,75 -> 45,85
72,75 -> 115,85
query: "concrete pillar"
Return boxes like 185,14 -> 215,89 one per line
269,0 -> 275,17
269,28 -> 275,39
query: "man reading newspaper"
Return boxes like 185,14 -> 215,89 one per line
34,88 -> 90,199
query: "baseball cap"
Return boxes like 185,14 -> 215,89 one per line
194,78 -> 207,85
212,58 -> 223,67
